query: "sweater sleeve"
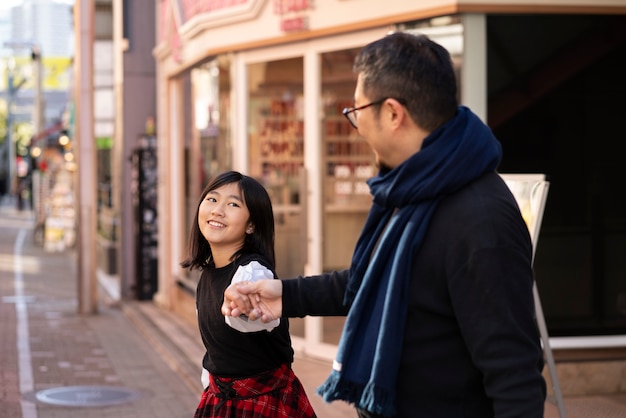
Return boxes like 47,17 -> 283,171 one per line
451,246 -> 545,417
446,182 -> 546,417
282,269 -> 351,318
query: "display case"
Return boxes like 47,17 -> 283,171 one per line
322,97 -> 375,211
320,92 -> 374,272
43,169 -> 76,252
250,95 -> 304,206
249,93 -> 306,282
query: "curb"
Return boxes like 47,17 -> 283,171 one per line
122,301 -> 204,396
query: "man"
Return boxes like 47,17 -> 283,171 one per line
222,32 -> 546,417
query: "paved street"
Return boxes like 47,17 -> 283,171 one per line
0,199 -> 355,418
1,197 -> 626,418
0,203 -> 198,418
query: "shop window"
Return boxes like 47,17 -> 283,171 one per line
321,47 -> 372,270
247,57 -> 305,279
319,47 -> 373,344
488,14 -> 626,336
247,57 -> 305,338
182,56 -> 233,283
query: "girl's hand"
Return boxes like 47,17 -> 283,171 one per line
222,280 -> 283,322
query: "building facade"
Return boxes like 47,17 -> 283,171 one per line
1,0 -> 74,127
151,0 -> 626,395
1,0 -> 75,245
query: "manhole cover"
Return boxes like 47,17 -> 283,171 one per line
35,385 -> 142,407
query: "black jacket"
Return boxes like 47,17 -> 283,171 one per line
282,172 -> 546,417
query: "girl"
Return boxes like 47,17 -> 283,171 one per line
181,171 -> 316,418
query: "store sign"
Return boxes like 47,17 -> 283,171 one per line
181,0 -> 249,20
274,0 -> 312,32
158,0 -> 311,58
159,0 -> 258,56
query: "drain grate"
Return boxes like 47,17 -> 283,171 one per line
36,385 -> 142,407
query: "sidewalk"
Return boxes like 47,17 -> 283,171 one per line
1,198 -> 626,418
0,199 -> 354,418
0,202 -> 198,418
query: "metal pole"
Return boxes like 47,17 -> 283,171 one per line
5,67 -> 13,196
31,46 -> 44,136
5,64 -> 27,199
2,42 -> 44,201
6,69 -> 16,197
31,47 -> 44,224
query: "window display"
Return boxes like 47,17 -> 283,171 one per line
248,57 -> 306,338
182,56 -> 233,284
320,48 -> 374,280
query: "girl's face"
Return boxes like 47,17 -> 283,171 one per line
198,182 -> 253,256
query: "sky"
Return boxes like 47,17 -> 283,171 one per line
0,1 -> 22,11
0,0 -> 75,58
0,0 -> 74,12
1,1 -> 24,12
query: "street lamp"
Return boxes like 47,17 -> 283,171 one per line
30,45 -> 44,136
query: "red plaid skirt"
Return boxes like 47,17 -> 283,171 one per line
194,363 -> 317,418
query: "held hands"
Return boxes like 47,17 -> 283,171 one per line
221,280 -> 283,323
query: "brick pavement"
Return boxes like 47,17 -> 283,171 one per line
0,203 -> 197,418
2,197 -> 626,418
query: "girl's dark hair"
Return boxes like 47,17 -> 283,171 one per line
180,171 -> 275,270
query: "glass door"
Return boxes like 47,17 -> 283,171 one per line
247,57 -> 306,337
320,47 -> 374,344
181,56 -> 233,287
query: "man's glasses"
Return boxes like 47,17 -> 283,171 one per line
342,97 -> 405,129
342,98 -> 388,129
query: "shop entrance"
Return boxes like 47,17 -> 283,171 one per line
247,57 -> 306,280
240,22 -> 467,359
244,43 -> 378,346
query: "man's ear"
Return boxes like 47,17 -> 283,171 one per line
385,98 -> 406,129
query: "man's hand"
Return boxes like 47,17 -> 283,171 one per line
221,280 -> 283,323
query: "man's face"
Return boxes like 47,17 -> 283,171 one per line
354,74 -> 391,170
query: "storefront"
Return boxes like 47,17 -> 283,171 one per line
153,0 -> 473,358
153,0 -> 626,371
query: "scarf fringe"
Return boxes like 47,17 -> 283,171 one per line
359,381 -> 396,416
317,370 -> 362,404
317,371 -> 396,417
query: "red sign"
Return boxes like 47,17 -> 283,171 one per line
281,16 -> 307,32
182,0 -> 249,21
274,0 -> 311,32
274,0 -> 310,14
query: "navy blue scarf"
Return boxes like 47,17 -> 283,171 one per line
317,106 -> 503,416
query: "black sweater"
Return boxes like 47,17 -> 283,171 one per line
196,254 -> 293,377
282,172 -> 546,417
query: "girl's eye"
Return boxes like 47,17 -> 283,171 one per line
206,197 -> 217,202
228,201 -> 240,208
